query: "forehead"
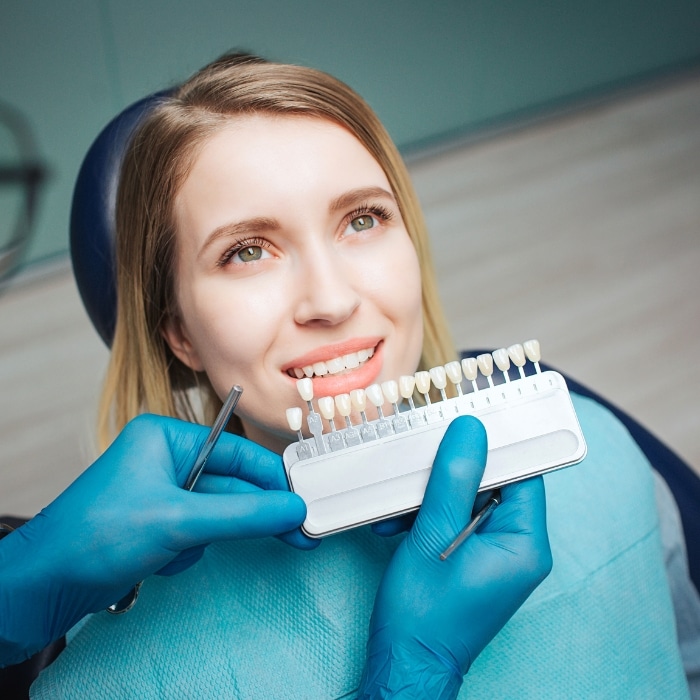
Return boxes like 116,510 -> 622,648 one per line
174,115 -> 391,215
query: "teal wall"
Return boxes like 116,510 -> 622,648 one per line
2,0 -> 699,266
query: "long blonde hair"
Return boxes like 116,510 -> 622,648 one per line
98,53 -> 454,450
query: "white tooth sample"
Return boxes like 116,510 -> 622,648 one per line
445,361 -> 462,384
492,348 -> 510,373
343,352 -> 360,369
357,349 -> 369,362
523,339 -> 541,363
381,380 -> 399,404
335,393 -> 352,417
476,353 -> 494,377
326,357 -> 344,375
414,371 -> 431,395
317,396 -> 336,421
296,377 -> 314,402
350,388 -> 367,412
429,366 -> 447,390
461,357 -> 478,381
312,361 -> 329,376
507,343 -> 526,367
286,407 -> 303,432
365,383 -> 385,408
303,365 -> 314,378
399,375 -> 416,399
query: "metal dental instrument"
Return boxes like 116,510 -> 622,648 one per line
439,490 -> 501,561
184,384 -> 244,492
107,384 -> 243,614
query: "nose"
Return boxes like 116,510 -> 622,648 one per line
293,249 -> 361,327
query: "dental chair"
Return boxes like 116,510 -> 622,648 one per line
4,91 -> 700,699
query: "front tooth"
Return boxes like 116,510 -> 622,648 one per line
343,352 -> 360,369
414,371 -> 431,395
523,339 -> 541,363
381,380 -> 399,404
357,349 -> 369,362
293,367 -> 305,379
286,407 -> 303,432
296,377 -> 314,402
350,388 -> 367,412
492,348 -> 510,373
429,366 -> 447,390
507,343 -> 526,367
313,361 -> 328,376
476,353 -> 494,378
365,383 -> 385,408
399,375 -> 416,399
317,396 -> 335,420
326,357 -> 344,374
461,357 -> 478,381
303,365 -> 314,378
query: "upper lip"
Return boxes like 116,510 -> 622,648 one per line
282,337 -> 382,371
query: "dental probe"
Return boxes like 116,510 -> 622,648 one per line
439,491 -> 501,561
184,384 -> 244,492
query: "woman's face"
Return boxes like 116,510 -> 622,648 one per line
165,115 -> 424,453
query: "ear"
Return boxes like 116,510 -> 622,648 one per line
161,315 -> 206,372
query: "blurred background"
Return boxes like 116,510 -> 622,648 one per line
1,0 -> 699,516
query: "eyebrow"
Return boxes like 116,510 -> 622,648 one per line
329,186 -> 397,213
199,217 -> 280,260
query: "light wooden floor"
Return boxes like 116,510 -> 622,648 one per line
1,72 -> 698,517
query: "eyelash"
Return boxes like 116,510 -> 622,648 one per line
344,203 -> 395,231
217,236 -> 271,267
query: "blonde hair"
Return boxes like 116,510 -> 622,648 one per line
99,53 -> 455,450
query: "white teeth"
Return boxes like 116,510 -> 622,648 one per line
523,339 -> 541,363
313,361 -> 328,376
317,396 -> 335,420
461,357 -> 478,381
507,343 -> 526,367
429,366 -> 447,390
350,388 -> 367,412
326,357 -> 344,375
335,393 -> 352,417
365,383 -> 385,408
414,371 -> 431,395
286,407 -> 303,431
381,380 -> 399,404
289,346 -> 375,379
492,348 -> 510,373
343,352 -> 360,369
296,377 -> 314,402
445,361 -> 462,385
476,353 -> 494,377
399,375 -> 416,399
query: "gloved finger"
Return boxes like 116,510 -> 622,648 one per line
172,490 -> 307,548
371,512 -> 417,537
411,416 -> 488,556
156,545 -> 206,576
193,473 -> 263,495
479,477 -> 548,541
276,527 -> 321,551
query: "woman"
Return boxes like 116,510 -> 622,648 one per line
31,53 -> 692,697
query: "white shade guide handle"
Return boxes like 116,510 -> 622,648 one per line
317,396 -> 336,421
381,380 -> 399,404
399,375 -> 416,399
335,393 -> 352,417
286,407 -> 303,432
296,377 -> 314,402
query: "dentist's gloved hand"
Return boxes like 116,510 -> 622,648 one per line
0,414 -> 312,667
358,416 -> 552,699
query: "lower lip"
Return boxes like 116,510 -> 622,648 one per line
287,342 -> 384,398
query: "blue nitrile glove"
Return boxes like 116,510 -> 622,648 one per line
0,414 -> 312,667
358,415 -> 552,699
